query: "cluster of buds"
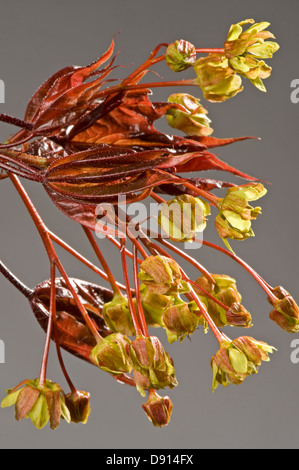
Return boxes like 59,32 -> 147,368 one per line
142,390 -> 173,428
162,295 -> 200,343
224,19 -> 280,92
139,256 -> 201,342
129,336 -> 178,396
166,19 -> 279,103
91,330 -> 178,399
194,274 -> 252,328
211,337 -> 276,391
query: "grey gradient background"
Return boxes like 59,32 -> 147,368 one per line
0,0 -> 298,449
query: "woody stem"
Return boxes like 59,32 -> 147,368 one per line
0,259 -> 33,299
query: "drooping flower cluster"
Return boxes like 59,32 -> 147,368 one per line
0,18 -> 296,432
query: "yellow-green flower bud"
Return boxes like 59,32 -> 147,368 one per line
129,336 -> 178,396
1,379 -> 71,430
142,391 -> 173,427
211,336 -> 275,391
140,284 -> 171,327
138,255 -> 184,295
194,274 -> 252,328
166,93 -> 213,136
232,336 -> 276,366
102,293 -> 135,336
224,19 -> 279,91
162,295 -> 200,343
215,183 -> 267,246
268,286 -> 299,333
194,54 -> 243,102
226,303 -> 252,328
90,333 -> 132,375
165,39 -> 196,72
158,194 -> 210,242
64,390 -> 91,424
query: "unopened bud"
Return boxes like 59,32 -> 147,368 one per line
142,391 -> 173,427
129,336 -> 178,396
162,295 -> 200,343
138,256 -> 184,295
64,390 -> 91,424
90,333 -> 132,375
226,303 -> 252,327
102,293 -> 135,336
268,287 -> 299,333
165,39 -> 196,72
140,285 -> 171,327
194,274 -> 251,328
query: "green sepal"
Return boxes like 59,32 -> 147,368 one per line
228,347 -> 248,374
1,389 -> 22,408
29,394 -> 50,430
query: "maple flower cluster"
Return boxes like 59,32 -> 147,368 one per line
0,18 -> 297,430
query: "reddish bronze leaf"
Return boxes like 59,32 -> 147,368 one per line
71,91 -> 175,146
29,278 -> 113,363
44,168 -> 174,204
24,39 -> 117,136
175,150 -> 259,181
188,135 -> 259,149
45,184 -> 122,232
